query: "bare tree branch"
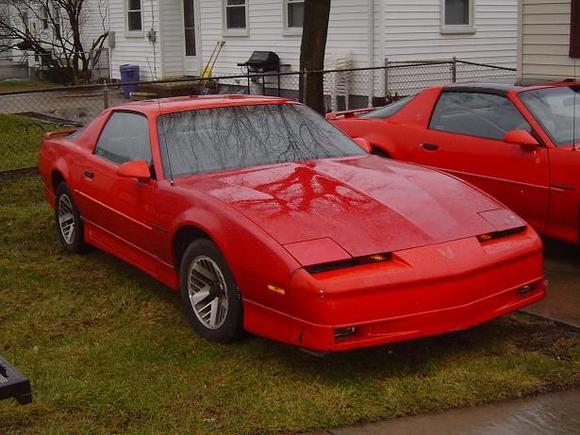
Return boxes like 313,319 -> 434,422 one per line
0,0 -> 108,83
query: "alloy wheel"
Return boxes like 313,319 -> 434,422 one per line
187,256 -> 230,330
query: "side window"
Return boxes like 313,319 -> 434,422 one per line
95,112 -> 151,164
429,92 -> 531,141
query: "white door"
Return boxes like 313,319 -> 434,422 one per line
183,0 -> 201,76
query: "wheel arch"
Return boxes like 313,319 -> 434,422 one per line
370,145 -> 392,158
50,157 -> 71,192
51,170 -> 66,193
172,224 -> 215,272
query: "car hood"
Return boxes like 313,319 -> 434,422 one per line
183,156 -> 522,259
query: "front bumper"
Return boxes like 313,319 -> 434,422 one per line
243,228 -> 545,351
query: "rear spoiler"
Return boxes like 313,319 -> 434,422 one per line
326,107 -> 375,120
42,128 -> 78,139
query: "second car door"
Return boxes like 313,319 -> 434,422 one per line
410,90 -> 550,231
78,111 -> 159,274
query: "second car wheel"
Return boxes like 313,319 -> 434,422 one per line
180,239 -> 244,343
55,183 -> 89,254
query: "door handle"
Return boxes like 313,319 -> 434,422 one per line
83,170 -> 94,179
420,143 -> 439,151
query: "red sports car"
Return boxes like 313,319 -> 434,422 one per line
328,81 -> 580,245
39,95 -> 545,352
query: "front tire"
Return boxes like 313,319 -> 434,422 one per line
180,239 -> 243,343
55,183 -> 88,253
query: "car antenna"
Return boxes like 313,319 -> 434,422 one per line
573,61 -> 578,152
156,97 -> 175,185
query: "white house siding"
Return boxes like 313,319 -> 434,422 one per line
519,0 -> 579,79
80,0 -> 110,79
108,0 -> 162,81
383,0 -> 518,66
198,0 -> 371,75
158,0 -> 187,77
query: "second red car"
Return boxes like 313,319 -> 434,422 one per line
329,81 -> 580,245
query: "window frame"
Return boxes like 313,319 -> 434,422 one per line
428,90 -> 533,142
183,0 -> 197,56
283,0 -> 304,36
223,0 -> 249,36
126,0 -> 143,34
94,110 -> 152,166
571,0 -> 580,58
440,0 -> 475,35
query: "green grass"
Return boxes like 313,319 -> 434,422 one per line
0,114 -> 58,171
0,176 -> 579,434
0,80 -> 59,94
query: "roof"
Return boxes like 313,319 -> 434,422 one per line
443,79 -> 580,96
111,94 -> 294,116
443,82 -> 522,96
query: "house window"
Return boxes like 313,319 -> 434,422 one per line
21,11 -> 28,28
441,0 -> 474,33
53,4 -> 61,35
224,0 -> 247,30
42,9 -> 48,30
183,0 -> 196,56
127,0 -> 142,32
286,0 -> 304,28
571,0 -> 579,58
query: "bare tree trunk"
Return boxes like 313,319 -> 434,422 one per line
299,0 -> 331,114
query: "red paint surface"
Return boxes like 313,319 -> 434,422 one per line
330,82 -> 580,245
39,95 -> 545,351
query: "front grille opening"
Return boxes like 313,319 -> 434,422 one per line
477,226 -> 526,243
334,326 -> 357,340
304,253 -> 392,274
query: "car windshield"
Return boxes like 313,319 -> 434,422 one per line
519,85 -> 580,147
360,96 -> 413,119
157,103 -> 366,177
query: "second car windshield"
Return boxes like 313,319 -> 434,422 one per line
157,103 -> 366,177
519,85 -> 580,147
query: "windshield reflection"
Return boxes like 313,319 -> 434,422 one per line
158,103 -> 365,177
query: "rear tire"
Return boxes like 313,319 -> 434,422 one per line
180,239 -> 243,343
55,183 -> 89,254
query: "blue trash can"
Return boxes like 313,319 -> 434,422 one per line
120,64 -> 140,99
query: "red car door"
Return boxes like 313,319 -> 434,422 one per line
408,89 -> 550,231
544,148 -> 580,242
75,111 -> 160,274
516,84 -> 580,243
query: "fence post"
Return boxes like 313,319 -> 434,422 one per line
103,81 -> 109,109
367,68 -> 373,108
247,69 -> 251,95
451,57 -> 457,83
384,58 -> 389,96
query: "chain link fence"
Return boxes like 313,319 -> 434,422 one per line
0,58 -> 515,173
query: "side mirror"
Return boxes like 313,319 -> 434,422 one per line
353,137 -> 372,153
503,130 -> 540,150
117,160 -> 151,182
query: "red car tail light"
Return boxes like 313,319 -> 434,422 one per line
477,226 -> 526,243
304,253 -> 392,274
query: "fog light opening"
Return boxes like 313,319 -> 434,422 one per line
334,326 -> 357,340
517,284 -> 534,296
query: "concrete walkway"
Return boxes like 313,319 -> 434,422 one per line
311,389 -> 580,435
524,238 -> 580,328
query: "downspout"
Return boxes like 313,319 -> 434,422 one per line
368,0 -> 375,106
108,0 -> 112,79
